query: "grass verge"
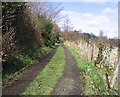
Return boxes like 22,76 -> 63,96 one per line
22,46 -> 65,95
3,46 -> 52,88
66,46 -> 118,95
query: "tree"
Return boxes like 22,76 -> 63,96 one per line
2,2 -> 26,64
63,16 -> 73,32
62,16 -> 73,40
27,2 -> 63,47
27,2 -> 63,21
99,30 -> 104,37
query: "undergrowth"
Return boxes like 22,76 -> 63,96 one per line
2,46 -> 52,88
67,46 -> 118,95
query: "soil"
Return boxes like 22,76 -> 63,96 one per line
53,46 -> 84,95
2,47 -> 57,95
2,45 -> 85,96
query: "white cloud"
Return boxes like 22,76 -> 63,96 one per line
82,0 -> 119,2
82,0 -> 107,2
102,7 -> 117,14
58,10 -> 118,38
48,0 -> 119,2
83,13 -> 93,17
23,0 -> 119,2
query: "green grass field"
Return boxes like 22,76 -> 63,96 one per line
22,46 -> 66,95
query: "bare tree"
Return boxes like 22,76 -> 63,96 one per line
62,16 -> 73,40
27,2 -> 63,21
99,30 -> 104,37
63,16 -> 73,32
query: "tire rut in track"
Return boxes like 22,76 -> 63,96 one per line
2,47 -> 57,95
53,46 -> 84,95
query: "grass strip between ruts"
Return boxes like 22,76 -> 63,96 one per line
22,46 -> 65,95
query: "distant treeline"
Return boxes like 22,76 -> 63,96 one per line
61,31 -> 120,48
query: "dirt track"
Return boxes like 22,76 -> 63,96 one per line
53,46 -> 84,95
2,48 -> 57,95
3,46 -> 84,95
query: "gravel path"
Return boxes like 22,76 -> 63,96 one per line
53,46 -> 84,95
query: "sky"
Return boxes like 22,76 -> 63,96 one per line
55,1 -> 118,38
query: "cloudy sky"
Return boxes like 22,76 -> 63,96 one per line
56,1 -> 118,38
